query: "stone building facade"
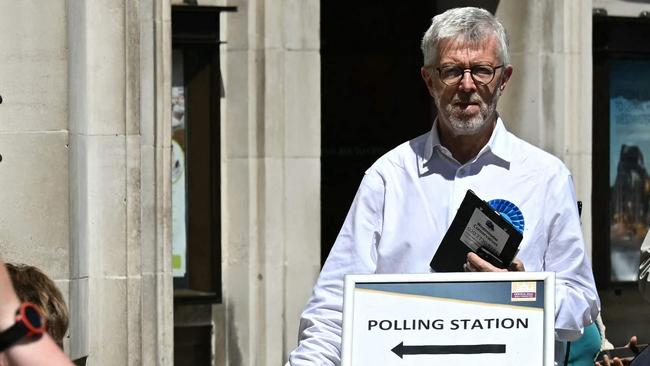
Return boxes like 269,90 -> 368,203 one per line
0,0 -> 648,365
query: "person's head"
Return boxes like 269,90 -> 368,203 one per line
4,263 -> 69,349
420,7 -> 513,137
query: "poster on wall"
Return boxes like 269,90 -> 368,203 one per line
609,59 -> 650,282
172,138 -> 187,278
171,48 -> 187,278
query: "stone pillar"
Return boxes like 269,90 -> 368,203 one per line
140,0 -> 175,364
219,0 -> 321,364
68,0 -> 172,364
497,0 -> 594,256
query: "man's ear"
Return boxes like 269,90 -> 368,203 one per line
421,67 -> 436,97
499,65 -> 513,91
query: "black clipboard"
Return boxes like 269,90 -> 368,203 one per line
430,190 -> 523,272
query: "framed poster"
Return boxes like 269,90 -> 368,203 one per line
608,59 -> 650,282
341,272 -> 555,366
592,14 -> 650,345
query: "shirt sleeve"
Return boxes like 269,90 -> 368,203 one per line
640,233 -> 650,302
543,171 -> 600,342
287,170 -> 385,365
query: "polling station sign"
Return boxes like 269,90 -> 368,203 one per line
341,272 -> 554,366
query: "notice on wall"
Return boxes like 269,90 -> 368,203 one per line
171,139 -> 187,278
341,272 -> 554,366
608,59 -> 650,282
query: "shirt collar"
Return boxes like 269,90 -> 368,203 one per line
423,115 -> 512,164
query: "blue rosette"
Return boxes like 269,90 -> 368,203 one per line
488,199 -> 525,234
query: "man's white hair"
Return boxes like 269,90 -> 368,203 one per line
421,7 -> 510,67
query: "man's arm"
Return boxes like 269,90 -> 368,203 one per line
0,257 -> 73,366
544,172 -> 600,341
459,170 -> 599,344
288,171 -> 385,365
640,233 -> 650,302
467,171 -> 600,340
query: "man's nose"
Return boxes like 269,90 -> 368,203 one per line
458,70 -> 477,92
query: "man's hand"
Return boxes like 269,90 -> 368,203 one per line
464,252 -> 525,272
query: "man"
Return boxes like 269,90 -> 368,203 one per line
288,7 -> 599,365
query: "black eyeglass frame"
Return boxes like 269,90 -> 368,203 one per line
434,64 -> 505,86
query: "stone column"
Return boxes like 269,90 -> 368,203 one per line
219,0 -> 321,364
497,0 -> 594,256
67,0 -> 172,364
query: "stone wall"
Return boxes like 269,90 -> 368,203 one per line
0,0 -> 318,364
497,0 -> 594,256
0,0 -> 71,354
9,0 -> 650,364
67,0 -> 173,364
497,0 -> 650,260
217,0 -> 321,364
1,0 -> 173,365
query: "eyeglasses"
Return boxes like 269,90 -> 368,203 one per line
435,64 -> 504,86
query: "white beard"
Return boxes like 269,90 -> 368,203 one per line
439,88 -> 501,136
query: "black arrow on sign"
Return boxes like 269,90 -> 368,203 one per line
391,342 -> 506,358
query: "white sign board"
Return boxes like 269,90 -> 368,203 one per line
341,272 -> 554,366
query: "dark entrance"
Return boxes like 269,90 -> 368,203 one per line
320,2 -> 435,263
320,1 -> 500,263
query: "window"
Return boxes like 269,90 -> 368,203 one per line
593,13 -> 650,345
171,5 -> 234,304
593,15 -> 650,287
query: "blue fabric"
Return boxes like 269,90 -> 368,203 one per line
566,323 -> 601,366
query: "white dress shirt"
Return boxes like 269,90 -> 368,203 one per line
288,118 -> 600,365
